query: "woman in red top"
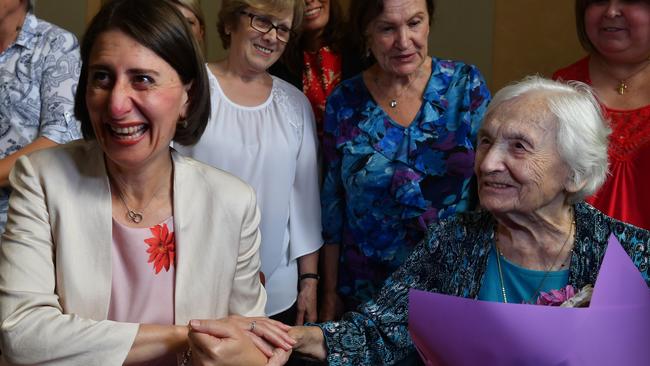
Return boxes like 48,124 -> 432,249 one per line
553,0 -> 650,230
270,0 -> 361,138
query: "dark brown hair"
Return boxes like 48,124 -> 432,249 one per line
575,0 -> 595,53
217,0 -> 304,49
74,0 -> 210,146
348,0 -> 435,67
281,0 -> 348,74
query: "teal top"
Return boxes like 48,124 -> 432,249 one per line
478,245 -> 569,304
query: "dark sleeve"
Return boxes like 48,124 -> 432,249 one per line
315,223 -> 448,365
320,86 -> 345,245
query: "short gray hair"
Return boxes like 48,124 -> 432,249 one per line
486,76 -> 610,203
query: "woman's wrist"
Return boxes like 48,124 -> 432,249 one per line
173,325 -> 190,349
299,273 -> 320,282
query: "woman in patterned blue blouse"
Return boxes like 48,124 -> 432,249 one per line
281,76 -> 650,365
318,0 -> 491,321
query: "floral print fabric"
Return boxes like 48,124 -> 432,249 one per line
0,13 -> 81,232
321,58 -> 491,307
302,46 -> 342,137
316,202 -> 650,365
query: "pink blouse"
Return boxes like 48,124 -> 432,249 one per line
108,217 -> 177,366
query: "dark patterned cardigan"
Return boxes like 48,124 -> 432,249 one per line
316,202 -> 650,365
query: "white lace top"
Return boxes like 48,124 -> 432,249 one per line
176,65 -> 323,315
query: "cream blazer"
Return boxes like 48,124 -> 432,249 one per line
0,140 -> 266,365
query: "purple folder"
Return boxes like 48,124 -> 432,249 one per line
408,234 -> 650,366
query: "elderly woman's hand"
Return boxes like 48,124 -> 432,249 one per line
188,318 -> 292,366
288,326 -> 327,362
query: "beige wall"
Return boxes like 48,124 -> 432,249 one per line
429,0 -> 494,88
35,0 -> 87,39
38,0 -> 585,93
491,0 -> 585,91
202,0 -> 226,62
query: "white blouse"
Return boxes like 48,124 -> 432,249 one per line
177,66 -> 323,315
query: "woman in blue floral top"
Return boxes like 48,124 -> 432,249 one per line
319,0 -> 491,320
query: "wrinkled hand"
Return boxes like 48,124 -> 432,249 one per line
295,280 -> 318,325
288,326 -> 327,362
189,318 -> 267,366
318,290 -> 343,322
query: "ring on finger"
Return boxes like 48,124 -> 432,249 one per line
249,320 -> 256,332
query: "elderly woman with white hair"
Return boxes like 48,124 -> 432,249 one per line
230,75 -> 650,365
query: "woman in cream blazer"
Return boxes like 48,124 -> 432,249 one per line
0,0 -> 278,364
0,141 -> 266,365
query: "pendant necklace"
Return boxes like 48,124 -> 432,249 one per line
109,174 -> 169,224
374,67 -> 421,108
596,57 -> 650,96
494,210 -> 575,304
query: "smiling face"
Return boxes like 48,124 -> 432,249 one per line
227,7 -> 293,74
366,0 -> 429,77
585,0 -> 650,62
475,93 -> 573,217
303,0 -> 330,33
85,30 -> 190,171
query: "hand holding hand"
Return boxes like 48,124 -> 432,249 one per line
221,315 -> 295,355
288,326 -> 327,362
188,318 -> 267,366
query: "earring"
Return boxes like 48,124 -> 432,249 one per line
178,119 -> 188,128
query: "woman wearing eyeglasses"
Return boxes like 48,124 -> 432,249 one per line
176,0 -> 322,328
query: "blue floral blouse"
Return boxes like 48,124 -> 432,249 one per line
321,58 -> 491,306
316,203 -> 650,365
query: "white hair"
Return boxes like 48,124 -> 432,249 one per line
486,75 -> 611,203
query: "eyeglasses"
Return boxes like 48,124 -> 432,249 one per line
240,10 -> 294,43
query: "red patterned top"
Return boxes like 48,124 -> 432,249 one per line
302,46 -> 342,139
553,57 -> 650,230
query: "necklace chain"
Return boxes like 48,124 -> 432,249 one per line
595,57 -> 650,96
109,174 -> 169,224
494,209 -> 575,304
373,67 -> 421,109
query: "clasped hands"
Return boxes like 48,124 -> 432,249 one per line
188,315 -> 292,366
188,315 -> 327,366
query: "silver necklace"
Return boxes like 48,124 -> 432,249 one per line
494,210 -> 575,304
373,68 -> 421,108
110,175 -> 169,224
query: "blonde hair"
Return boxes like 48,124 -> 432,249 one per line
217,0 -> 304,49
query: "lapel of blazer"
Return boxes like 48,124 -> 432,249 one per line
172,151 -> 233,324
171,151 -> 200,325
61,142 -> 114,320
